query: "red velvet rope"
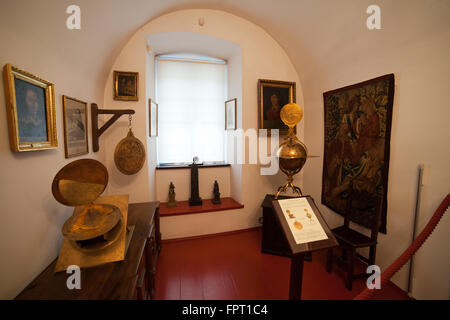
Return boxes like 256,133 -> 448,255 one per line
354,194 -> 450,300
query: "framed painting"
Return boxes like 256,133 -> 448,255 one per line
321,74 -> 395,234
62,95 -> 88,158
258,79 -> 296,135
113,71 -> 138,101
149,98 -> 158,137
3,64 -> 57,152
225,98 -> 237,130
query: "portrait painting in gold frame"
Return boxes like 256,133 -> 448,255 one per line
62,95 -> 89,158
3,64 -> 57,152
113,71 -> 139,101
258,79 -> 296,136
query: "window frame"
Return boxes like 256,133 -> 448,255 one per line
155,53 -> 229,166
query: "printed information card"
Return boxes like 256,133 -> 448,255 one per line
277,197 -> 328,245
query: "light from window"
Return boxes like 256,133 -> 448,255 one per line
156,54 -> 226,164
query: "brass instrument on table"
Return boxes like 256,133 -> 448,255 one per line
51,159 -> 131,272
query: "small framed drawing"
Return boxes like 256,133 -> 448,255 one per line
225,98 -> 237,130
62,95 -> 89,158
149,98 -> 158,137
113,71 -> 139,101
258,79 -> 296,135
3,64 -> 57,152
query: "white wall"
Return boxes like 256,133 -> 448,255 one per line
0,6 -> 105,299
301,4 -> 450,299
146,48 -> 158,201
161,208 -> 247,240
102,9 -> 304,238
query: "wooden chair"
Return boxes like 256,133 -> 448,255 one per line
326,181 -> 383,290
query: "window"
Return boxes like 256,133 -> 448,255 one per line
156,54 -> 227,165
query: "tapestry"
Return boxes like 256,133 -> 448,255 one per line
322,74 -> 394,233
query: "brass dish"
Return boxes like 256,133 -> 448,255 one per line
52,159 -> 108,206
62,204 -> 121,241
70,214 -> 124,253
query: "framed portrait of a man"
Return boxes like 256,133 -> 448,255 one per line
258,79 -> 296,135
3,64 -> 57,152
113,71 -> 139,101
62,95 -> 89,158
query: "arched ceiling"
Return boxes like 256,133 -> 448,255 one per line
1,0 -> 449,96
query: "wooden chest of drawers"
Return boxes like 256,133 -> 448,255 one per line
15,202 -> 161,300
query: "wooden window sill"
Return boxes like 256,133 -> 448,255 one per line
160,197 -> 244,217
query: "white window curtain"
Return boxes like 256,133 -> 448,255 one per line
156,56 -> 226,164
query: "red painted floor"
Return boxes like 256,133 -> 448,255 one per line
154,228 -> 410,300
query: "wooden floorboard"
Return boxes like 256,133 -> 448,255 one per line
154,228 -> 411,300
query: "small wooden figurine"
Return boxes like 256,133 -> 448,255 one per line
168,181 -> 177,208
212,180 -> 221,204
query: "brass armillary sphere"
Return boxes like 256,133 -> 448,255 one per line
275,103 -> 308,199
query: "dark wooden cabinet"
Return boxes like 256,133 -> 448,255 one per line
15,201 -> 161,300
261,194 -> 312,261
139,213 -> 160,300
261,194 -> 292,257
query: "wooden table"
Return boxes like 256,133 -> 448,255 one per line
15,202 -> 160,300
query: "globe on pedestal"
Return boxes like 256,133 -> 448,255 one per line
277,138 -> 308,175
275,103 -> 308,198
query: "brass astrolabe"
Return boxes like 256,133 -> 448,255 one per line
114,115 -> 146,175
275,103 -> 308,199
52,159 -> 124,252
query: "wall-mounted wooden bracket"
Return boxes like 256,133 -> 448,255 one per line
91,103 -> 135,152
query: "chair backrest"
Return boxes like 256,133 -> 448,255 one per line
344,180 -> 384,241
343,180 -> 353,229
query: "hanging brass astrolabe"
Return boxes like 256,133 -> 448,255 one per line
114,115 -> 146,175
275,103 -> 308,199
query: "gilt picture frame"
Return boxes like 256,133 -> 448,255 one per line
62,95 -> 89,158
149,98 -> 158,137
321,74 -> 395,234
113,71 -> 139,101
3,64 -> 57,152
225,98 -> 237,130
258,79 -> 296,135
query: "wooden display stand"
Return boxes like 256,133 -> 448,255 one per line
262,194 -> 310,259
271,196 -> 338,300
